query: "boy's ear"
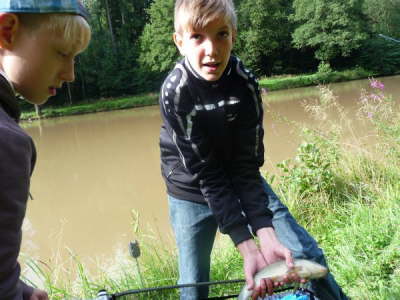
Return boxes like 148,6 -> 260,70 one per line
173,32 -> 185,56
0,13 -> 19,50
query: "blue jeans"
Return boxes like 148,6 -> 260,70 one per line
168,178 -> 348,300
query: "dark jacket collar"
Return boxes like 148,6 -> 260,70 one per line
0,73 -> 20,122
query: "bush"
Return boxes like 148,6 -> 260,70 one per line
277,139 -> 337,198
357,38 -> 400,75
317,61 -> 333,74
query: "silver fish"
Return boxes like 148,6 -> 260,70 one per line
237,259 -> 328,300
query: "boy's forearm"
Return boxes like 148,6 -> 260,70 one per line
237,238 -> 259,257
230,173 -> 274,231
228,72 -> 273,233
256,227 -> 279,243
235,227 -> 276,256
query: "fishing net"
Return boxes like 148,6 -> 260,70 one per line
92,283 -> 316,299
263,288 -> 315,300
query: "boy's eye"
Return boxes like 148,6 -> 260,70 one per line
218,31 -> 230,38
57,50 -> 68,58
190,33 -> 202,41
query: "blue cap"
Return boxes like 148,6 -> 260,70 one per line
0,0 -> 89,20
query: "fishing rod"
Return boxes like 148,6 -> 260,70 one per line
378,33 -> 400,44
85,243 -> 314,299
86,281 -> 296,300
114,278 -> 245,297
87,279 -> 245,299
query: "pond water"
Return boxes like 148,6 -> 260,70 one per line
21,75 -> 400,277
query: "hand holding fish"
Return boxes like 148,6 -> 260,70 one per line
237,228 -> 329,300
237,238 -> 267,298
257,227 -> 305,287
237,258 -> 329,300
237,227 -> 303,300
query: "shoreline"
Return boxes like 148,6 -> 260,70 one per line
21,68 -> 395,122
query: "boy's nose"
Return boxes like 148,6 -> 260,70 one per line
204,39 -> 217,56
60,60 -> 75,82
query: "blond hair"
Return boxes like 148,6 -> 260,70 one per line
174,0 -> 237,33
18,13 -> 91,54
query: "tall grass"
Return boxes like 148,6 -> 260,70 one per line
22,79 -> 399,299
273,79 -> 400,299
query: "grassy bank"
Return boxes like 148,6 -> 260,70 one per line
20,92 -> 159,121
259,67 -> 375,92
20,67 -> 382,121
22,80 -> 399,299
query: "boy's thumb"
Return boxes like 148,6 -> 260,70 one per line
245,272 -> 254,290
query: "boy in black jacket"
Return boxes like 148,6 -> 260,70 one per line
0,1 -> 91,299
159,0 -> 348,299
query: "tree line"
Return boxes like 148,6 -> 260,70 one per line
45,0 -> 400,107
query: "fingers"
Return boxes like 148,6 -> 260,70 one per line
260,278 -> 267,297
284,248 -> 294,269
283,269 -> 308,285
251,285 -> 259,300
251,278 -> 272,300
266,278 -> 274,296
245,269 -> 255,292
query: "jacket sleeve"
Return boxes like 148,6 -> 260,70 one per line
0,125 -> 35,300
160,67 -> 253,245
229,62 -> 274,234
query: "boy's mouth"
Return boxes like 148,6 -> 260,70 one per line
203,62 -> 220,72
49,87 -> 57,96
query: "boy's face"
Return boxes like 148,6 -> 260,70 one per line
0,15 -> 78,105
174,15 -> 235,81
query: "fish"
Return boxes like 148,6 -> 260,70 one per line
237,259 -> 328,300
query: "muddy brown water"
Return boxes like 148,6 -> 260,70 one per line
21,75 -> 399,276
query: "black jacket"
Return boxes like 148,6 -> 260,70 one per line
159,56 -> 273,245
0,74 -> 35,300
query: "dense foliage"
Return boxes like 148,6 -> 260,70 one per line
41,0 -> 400,107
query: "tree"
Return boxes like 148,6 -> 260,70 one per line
139,0 -> 178,74
291,0 -> 368,64
235,0 -> 293,75
354,0 -> 400,74
76,0 -> 153,98
357,38 -> 400,74
363,0 -> 400,38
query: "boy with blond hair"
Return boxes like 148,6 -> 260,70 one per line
159,0 -> 348,299
0,1 -> 91,299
